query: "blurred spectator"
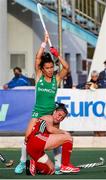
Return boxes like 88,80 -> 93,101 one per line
76,70 -> 102,90
3,67 -> 31,89
99,60 -> 106,80
63,71 -> 73,88
98,60 -> 106,88
28,77 -> 35,86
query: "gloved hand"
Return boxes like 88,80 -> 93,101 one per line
50,47 -> 59,58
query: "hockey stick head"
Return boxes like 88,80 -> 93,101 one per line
37,3 -> 42,10
0,153 -> 14,167
100,157 -> 105,165
5,160 -> 14,167
37,3 -> 47,33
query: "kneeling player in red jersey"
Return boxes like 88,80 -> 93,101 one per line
26,103 -> 80,175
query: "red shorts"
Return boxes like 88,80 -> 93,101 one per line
26,132 -> 49,162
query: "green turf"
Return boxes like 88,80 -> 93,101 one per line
0,148 -> 106,179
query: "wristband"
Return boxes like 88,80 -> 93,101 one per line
41,42 -> 46,49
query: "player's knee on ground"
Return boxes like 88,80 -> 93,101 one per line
36,154 -> 55,175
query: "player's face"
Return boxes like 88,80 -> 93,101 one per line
14,69 -> 21,77
42,62 -> 54,78
53,110 -> 66,124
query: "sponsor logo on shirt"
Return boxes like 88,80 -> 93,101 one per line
38,87 -> 55,94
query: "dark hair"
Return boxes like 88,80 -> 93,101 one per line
40,52 -> 54,69
13,67 -> 22,73
55,102 -> 68,116
104,60 -> 106,64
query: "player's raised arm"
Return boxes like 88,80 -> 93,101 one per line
35,33 -> 49,76
50,47 -> 69,85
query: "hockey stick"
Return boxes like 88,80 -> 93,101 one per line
77,157 -> 105,169
0,153 -> 14,167
37,3 -> 52,47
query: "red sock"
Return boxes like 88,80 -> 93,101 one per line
62,140 -> 73,166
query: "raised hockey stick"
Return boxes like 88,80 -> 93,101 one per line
0,153 -> 14,167
37,3 -> 52,47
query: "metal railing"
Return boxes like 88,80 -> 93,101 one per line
38,0 -> 106,36
72,0 -> 106,24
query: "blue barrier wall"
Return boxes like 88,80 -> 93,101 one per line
0,90 -> 35,133
0,89 -> 106,133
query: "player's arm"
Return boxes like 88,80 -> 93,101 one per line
42,116 -> 66,134
47,122 -> 65,134
56,55 -> 69,85
25,118 -> 38,142
47,121 -> 69,135
35,33 -> 49,82
50,47 -> 69,85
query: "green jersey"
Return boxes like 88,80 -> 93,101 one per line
32,75 -> 57,118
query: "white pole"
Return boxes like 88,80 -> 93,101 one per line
0,0 -> 8,87
88,8 -> 106,80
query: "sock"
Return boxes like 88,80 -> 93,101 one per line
20,142 -> 27,162
61,141 -> 73,166
53,147 -> 61,169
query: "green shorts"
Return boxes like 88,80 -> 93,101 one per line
32,109 -> 54,119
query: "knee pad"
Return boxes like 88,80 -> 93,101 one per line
37,154 -> 48,164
